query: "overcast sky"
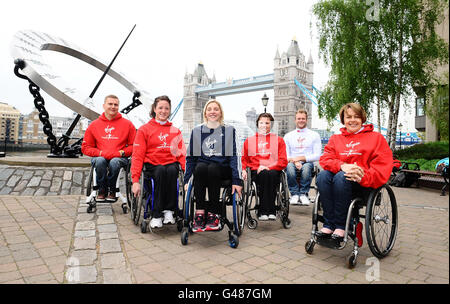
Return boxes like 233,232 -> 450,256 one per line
0,0 -> 416,132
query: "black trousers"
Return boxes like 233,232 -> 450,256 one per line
252,170 -> 280,215
193,162 -> 232,214
144,163 -> 179,218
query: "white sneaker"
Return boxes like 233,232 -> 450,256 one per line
299,195 -> 310,206
162,210 -> 175,225
268,214 -> 276,221
289,195 -> 300,205
150,217 -> 163,228
258,215 -> 269,221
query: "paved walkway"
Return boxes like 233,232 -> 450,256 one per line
0,186 -> 448,284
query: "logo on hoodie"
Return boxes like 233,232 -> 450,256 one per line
157,132 -> 172,149
340,141 -> 362,156
102,125 -> 118,140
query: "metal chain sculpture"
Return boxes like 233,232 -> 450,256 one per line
11,26 -> 151,157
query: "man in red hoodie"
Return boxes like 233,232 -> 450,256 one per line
82,95 -> 136,201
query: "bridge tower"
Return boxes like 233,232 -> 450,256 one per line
182,62 -> 215,141
273,39 -> 314,136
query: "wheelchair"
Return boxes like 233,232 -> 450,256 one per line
85,160 -> 131,214
304,183 -> 398,268
181,176 -> 242,248
242,167 -> 291,230
130,163 -> 185,234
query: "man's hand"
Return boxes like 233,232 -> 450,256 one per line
132,182 -> 140,197
294,161 -> 303,170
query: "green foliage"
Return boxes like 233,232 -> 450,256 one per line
312,0 -> 449,146
401,158 -> 441,171
425,79 -> 449,140
395,141 -> 449,160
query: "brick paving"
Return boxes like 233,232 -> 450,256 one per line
0,179 -> 448,284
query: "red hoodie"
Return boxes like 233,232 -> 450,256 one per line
241,133 -> 288,171
319,124 -> 393,189
81,113 -> 136,160
131,119 -> 186,183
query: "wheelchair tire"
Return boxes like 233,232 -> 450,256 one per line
247,218 -> 258,229
181,227 -> 189,245
125,162 -> 133,210
228,232 -> 239,249
141,220 -> 148,233
278,172 -> 290,228
347,252 -> 358,269
305,240 -> 315,254
365,185 -> 398,258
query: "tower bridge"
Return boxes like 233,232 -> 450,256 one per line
182,39 -> 315,140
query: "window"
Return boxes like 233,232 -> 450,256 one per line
416,97 -> 425,116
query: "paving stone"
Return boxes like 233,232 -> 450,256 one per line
22,171 -> 34,180
39,180 -> 51,188
97,216 -> 114,225
73,237 -> 96,250
6,175 -> 21,187
74,230 -> 95,238
67,250 -> 97,266
49,177 -> 62,192
27,176 -> 41,187
99,239 -> 122,254
0,187 -> 12,195
103,268 -> 131,284
0,168 -> 14,181
70,187 -> 82,195
97,224 -> 117,233
63,171 -> 72,181
73,172 -> 83,185
76,213 -> 95,222
100,253 -> 126,269
99,232 -> 119,240
21,188 -> 35,196
42,171 -> 54,180
34,170 -> 44,176
66,265 -> 97,283
34,188 -> 47,196
62,181 -> 72,190
13,180 -> 28,192
75,221 -> 95,231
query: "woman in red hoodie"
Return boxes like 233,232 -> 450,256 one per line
316,103 -> 393,244
241,113 -> 288,220
131,95 -> 186,229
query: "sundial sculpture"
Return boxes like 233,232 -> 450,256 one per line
10,25 -> 151,157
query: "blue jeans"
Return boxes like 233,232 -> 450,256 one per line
286,162 -> 313,197
316,170 -> 370,231
91,157 -> 128,192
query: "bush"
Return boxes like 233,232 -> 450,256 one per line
400,158 -> 442,172
395,141 -> 449,160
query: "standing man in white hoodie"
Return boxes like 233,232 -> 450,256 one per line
283,109 -> 322,205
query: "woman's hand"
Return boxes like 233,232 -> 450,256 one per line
342,163 -> 364,183
242,170 -> 247,181
232,185 -> 242,198
257,165 -> 269,174
184,184 -> 189,192
132,182 -> 141,197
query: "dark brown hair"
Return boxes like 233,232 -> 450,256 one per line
151,95 -> 171,119
256,112 -> 274,127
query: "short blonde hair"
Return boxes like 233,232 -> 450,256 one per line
339,103 -> 367,124
203,99 -> 224,125
104,94 -> 119,104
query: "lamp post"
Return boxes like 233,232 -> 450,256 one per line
399,123 -> 403,150
261,93 -> 269,113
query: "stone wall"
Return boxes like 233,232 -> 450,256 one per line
0,165 -> 127,196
